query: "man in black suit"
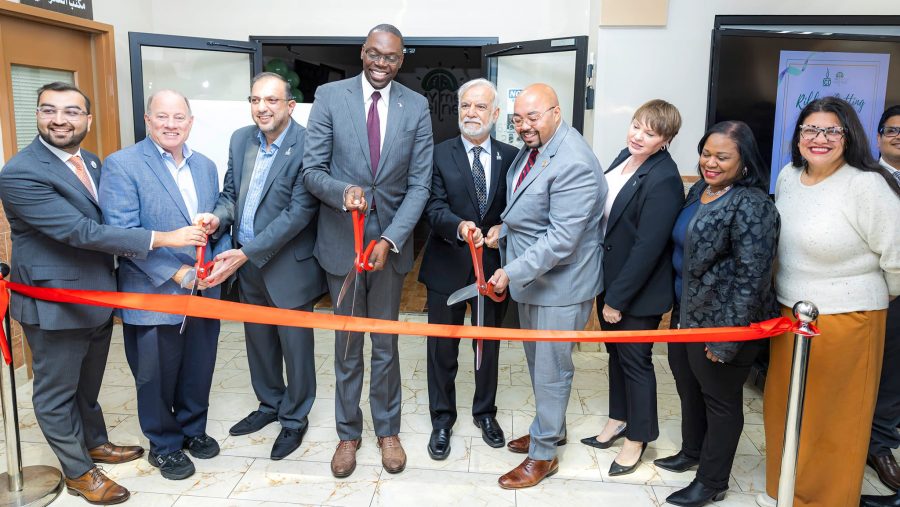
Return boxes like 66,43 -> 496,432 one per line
418,78 -> 518,460
0,82 -> 206,504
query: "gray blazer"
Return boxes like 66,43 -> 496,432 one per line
500,121 -> 607,306
302,74 -> 433,276
0,137 -> 151,330
100,138 -> 224,325
212,120 -> 326,308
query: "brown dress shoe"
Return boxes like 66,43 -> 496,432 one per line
869,453 -> 900,491
498,456 -> 559,489
507,434 -> 568,454
377,435 -> 407,474
65,467 -> 130,505
331,439 -> 361,478
89,442 -> 145,464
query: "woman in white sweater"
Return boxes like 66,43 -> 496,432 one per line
763,96 -> 900,507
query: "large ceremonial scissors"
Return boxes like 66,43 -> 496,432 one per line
336,209 -> 376,359
446,228 -> 506,370
179,240 -> 215,334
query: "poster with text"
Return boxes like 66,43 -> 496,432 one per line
770,51 -> 889,193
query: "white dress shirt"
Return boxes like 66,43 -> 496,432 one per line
460,136 -> 492,195
38,136 -> 98,198
152,140 -> 199,220
361,75 -> 391,151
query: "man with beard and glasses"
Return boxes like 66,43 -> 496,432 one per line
486,83 -> 606,489
418,78 -> 518,460
195,72 -> 326,461
0,82 -> 207,504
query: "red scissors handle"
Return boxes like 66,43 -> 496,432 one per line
352,210 -> 377,272
466,229 -> 506,303
195,241 -> 215,280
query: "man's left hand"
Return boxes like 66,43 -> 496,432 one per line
367,239 -> 391,271
204,249 -> 249,286
488,268 -> 509,293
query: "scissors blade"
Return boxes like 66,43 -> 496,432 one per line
475,291 -> 484,371
343,272 -> 360,361
447,283 -> 478,306
179,278 -> 198,334
336,269 -> 357,307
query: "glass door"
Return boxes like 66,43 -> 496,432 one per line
481,36 -> 588,148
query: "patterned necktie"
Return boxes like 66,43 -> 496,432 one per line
893,170 -> 900,187
367,91 -> 381,176
471,146 -> 487,217
68,155 -> 97,200
515,149 -> 540,191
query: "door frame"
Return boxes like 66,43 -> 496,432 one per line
128,32 -> 261,142
0,1 -> 119,159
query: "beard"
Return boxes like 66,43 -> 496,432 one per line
459,118 -> 494,139
39,125 -> 88,151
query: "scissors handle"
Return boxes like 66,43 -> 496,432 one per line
194,239 -> 215,280
466,229 -> 506,302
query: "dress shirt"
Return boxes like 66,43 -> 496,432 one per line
511,129 -> 557,189
238,123 -> 291,245
38,136 -> 98,198
361,75 -> 390,152
152,141 -> 198,220
460,136 -> 493,195
601,157 -> 635,234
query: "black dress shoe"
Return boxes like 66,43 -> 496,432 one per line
148,450 -> 195,480
869,453 -> 900,491
654,450 -> 700,473
580,425 -> 626,450
271,426 -> 307,460
229,410 -> 277,436
428,428 -> 452,460
474,416 -> 505,448
608,442 -> 647,476
666,479 -> 727,506
184,434 -> 220,459
860,493 -> 900,507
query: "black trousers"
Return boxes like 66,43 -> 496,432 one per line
870,297 -> 900,456
601,312 -> 661,442
668,340 -> 759,490
426,289 -> 507,429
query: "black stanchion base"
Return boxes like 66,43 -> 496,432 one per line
0,466 -> 63,506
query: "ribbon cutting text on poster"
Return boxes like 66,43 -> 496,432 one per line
0,279 -> 814,365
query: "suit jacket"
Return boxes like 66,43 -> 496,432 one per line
99,138 -> 224,325
0,137 -> 151,330
500,121 -> 606,306
418,135 -> 518,295
302,74 -> 433,276
212,120 -> 326,308
600,148 -> 684,317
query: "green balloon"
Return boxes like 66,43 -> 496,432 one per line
290,88 -> 303,102
264,58 -> 288,76
285,70 -> 300,88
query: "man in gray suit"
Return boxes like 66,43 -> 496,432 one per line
486,83 -> 606,489
0,82 -> 207,504
303,23 -> 433,477
197,72 -> 325,460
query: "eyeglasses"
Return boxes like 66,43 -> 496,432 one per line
363,49 -> 401,65
150,113 -> 189,125
248,96 -> 292,106
879,126 -> 900,138
36,107 -> 88,120
511,106 -> 557,127
799,124 -> 845,142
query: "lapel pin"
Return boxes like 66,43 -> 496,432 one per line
285,147 -> 292,156
398,101 -> 403,108
496,152 -> 502,160
90,160 -> 97,169
542,160 -> 548,168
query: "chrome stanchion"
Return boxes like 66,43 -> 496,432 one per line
0,263 -> 63,506
775,300 -> 820,507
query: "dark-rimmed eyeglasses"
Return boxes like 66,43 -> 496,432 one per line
511,106 -> 557,128
799,124 -> 845,142
248,96 -> 292,106
879,126 -> 900,138
36,107 -> 88,120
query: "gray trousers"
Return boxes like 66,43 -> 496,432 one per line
520,300 -> 593,460
238,261 -> 316,430
326,211 -> 403,440
23,320 -> 112,478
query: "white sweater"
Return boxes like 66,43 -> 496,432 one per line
775,163 -> 900,314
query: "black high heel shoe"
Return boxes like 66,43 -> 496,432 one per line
580,424 -> 626,450
608,441 -> 647,476
665,479 -> 727,506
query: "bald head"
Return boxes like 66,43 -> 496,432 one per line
513,83 -> 561,149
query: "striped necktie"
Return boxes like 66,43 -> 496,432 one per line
515,149 -> 539,191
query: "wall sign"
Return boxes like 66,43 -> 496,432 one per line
20,0 -> 93,20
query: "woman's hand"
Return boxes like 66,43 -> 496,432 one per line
602,304 -> 622,324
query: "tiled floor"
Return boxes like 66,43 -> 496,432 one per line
2,315 -> 896,506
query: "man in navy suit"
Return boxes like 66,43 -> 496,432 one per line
0,82 -> 207,503
418,78 -> 517,460
100,89 -> 224,481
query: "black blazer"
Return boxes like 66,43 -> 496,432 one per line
599,147 -> 684,317
418,136 -> 518,295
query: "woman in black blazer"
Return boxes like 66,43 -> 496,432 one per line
580,99 -> 685,476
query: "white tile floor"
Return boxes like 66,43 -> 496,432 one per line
2,315 -> 896,506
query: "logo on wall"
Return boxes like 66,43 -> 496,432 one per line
822,68 -> 832,87
420,69 -> 460,123
20,0 -> 93,20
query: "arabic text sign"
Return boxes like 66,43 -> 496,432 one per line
20,0 -> 93,20
770,50 -> 889,192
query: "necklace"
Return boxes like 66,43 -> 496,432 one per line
704,184 -> 732,197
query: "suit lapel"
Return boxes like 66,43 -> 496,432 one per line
605,151 -> 663,233
345,78 -> 372,173
33,139 -> 99,207
376,84 -> 404,181
451,137 -> 480,215
257,123 -> 297,203
485,138 -> 504,212
506,123 -> 569,211
142,139 -> 191,223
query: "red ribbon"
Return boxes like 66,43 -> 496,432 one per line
0,278 -> 816,366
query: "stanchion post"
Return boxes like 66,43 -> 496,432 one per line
775,300 -> 820,507
0,262 -> 64,506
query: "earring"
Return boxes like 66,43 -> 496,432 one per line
660,143 -> 668,151
742,166 -> 748,177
